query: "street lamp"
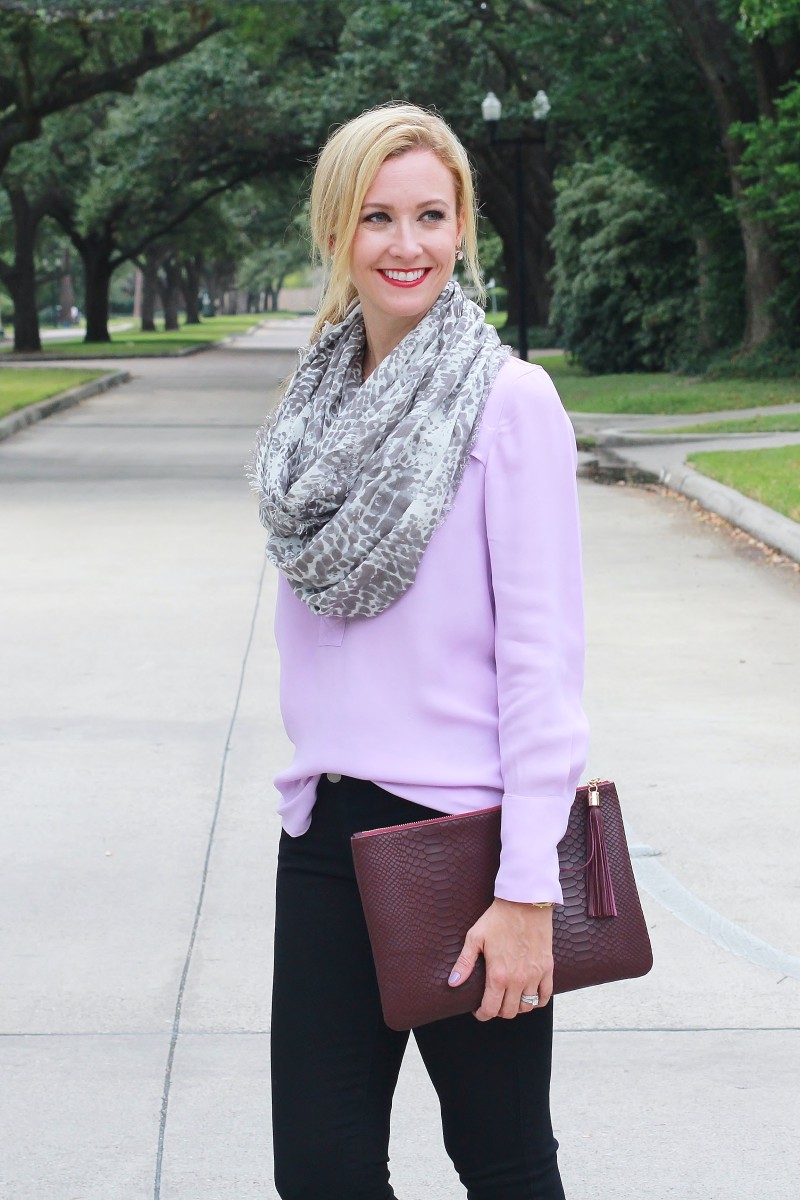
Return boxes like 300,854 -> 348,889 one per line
481,90 -> 550,363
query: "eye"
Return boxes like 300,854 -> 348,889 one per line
421,209 -> 446,222
363,211 -> 390,224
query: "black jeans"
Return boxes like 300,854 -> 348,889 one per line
271,775 -> 566,1200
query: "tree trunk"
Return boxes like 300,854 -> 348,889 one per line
160,258 -> 182,331
0,186 -> 45,352
223,289 -> 239,315
180,256 -> 202,324
4,263 -> 42,353
665,0 -> 784,350
203,269 -> 219,316
205,260 -> 236,316
78,235 -> 115,343
141,255 -> 159,332
694,234 -> 715,353
736,205 -> 783,349
59,246 -> 76,324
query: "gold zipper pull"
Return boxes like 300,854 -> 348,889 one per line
588,778 -> 601,807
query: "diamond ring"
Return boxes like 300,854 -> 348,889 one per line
520,993 -> 539,1007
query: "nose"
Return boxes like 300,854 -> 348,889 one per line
388,218 -> 423,259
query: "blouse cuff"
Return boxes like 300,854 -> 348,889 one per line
493,792 -> 573,904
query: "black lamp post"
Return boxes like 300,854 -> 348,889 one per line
481,90 -> 550,364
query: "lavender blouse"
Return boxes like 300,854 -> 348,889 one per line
272,357 -> 590,903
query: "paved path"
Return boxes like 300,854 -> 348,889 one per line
1,327 -> 798,1199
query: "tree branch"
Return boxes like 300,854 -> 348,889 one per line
664,0 -> 757,128
36,20 -> 225,120
109,168 -> 268,269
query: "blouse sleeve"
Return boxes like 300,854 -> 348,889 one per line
484,365 -> 590,903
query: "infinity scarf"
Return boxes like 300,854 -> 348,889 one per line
249,281 -> 510,618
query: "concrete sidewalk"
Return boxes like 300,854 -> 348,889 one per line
1,328 -> 798,1199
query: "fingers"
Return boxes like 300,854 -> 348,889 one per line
517,967 -> 554,1014
475,974 -> 533,1021
448,929 -> 481,988
476,967 -> 554,1022
537,970 -> 554,1008
474,976 -> 507,1021
463,899 -> 555,1020
518,989 -> 540,1015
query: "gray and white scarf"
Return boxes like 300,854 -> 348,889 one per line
249,281 -> 510,618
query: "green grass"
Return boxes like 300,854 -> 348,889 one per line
688,445 -> 800,522
0,314 -> 264,358
482,328 -> 800,413
541,355 -> 800,415
0,367 -> 106,418
650,413 -> 800,435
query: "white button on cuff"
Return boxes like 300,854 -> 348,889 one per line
325,772 -> 342,783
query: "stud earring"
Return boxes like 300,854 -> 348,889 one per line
455,247 -> 464,261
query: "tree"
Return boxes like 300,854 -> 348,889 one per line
0,1 -> 229,349
0,1 -> 227,176
224,181 -> 309,312
735,77 -> 800,339
739,0 -> 800,35
550,159 -> 697,372
664,0 -> 800,348
322,0 -> 558,329
0,179 -> 51,351
43,40 -> 312,341
315,0 -> 747,343
0,2 -> 336,349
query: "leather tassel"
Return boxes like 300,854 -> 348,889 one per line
587,803 -> 618,918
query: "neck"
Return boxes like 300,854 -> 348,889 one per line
361,314 -> 420,380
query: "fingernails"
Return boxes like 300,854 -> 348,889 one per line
448,970 -> 461,985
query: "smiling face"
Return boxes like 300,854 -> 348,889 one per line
349,148 -> 464,363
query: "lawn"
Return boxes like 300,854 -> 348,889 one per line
0,367 -> 106,419
0,314 -> 264,358
651,413 -> 800,435
688,445 -> 800,522
541,355 -> 800,415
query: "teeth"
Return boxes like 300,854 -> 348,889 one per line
382,269 -> 426,281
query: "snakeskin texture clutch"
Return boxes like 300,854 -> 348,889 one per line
351,780 -> 653,1030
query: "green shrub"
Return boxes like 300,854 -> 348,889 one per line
550,159 -> 697,373
705,339 -> 800,379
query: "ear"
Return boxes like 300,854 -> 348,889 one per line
328,235 -> 336,256
455,212 -> 466,253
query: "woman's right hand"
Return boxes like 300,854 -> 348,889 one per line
447,897 -> 554,1021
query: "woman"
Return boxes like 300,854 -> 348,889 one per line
251,103 -> 589,1200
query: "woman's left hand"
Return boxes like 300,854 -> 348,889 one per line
447,897 -> 554,1021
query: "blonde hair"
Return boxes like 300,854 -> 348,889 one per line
309,103 -> 483,341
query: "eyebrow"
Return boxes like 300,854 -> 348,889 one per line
360,197 -> 452,210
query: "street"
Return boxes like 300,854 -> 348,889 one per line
1,326 -> 798,1199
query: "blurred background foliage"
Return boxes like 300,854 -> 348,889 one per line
0,0 -> 798,373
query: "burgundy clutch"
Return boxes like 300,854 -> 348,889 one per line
351,780 -> 653,1030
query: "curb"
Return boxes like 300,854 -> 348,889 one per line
0,369 -> 132,443
582,442 -> 800,565
593,430 -> 800,448
659,460 -> 800,564
597,431 -> 762,446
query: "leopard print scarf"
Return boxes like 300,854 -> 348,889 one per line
249,281 -> 510,618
